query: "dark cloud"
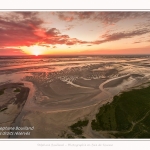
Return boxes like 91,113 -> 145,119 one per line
75,12 -> 94,20
43,28 -> 88,45
46,28 -> 61,36
0,12 -> 43,47
93,12 -> 150,25
0,12 -> 90,47
54,12 -> 150,25
54,12 -> 94,22
39,44 -> 50,48
133,38 -> 150,44
43,27 -> 150,46
92,28 -> 150,44
14,12 -> 38,18
0,48 -> 25,55
1,11 -> 150,50
65,38 -> 79,45
133,41 -> 141,44
56,12 -> 74,22
52,46 -> 57,48
65,25 -> 74,31
44,34 -> 80,45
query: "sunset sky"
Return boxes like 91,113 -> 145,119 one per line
0,11 -> 150,56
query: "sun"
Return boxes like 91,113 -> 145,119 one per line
31,45 -> 42,56
32,46 -> 41,56
32,50 -> 40,56
21,45 -> 47,56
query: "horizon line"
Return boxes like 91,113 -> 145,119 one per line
0,54 -> 150,56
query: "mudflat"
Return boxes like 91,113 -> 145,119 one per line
0,56 -> 150,138
0,83 -> 29,138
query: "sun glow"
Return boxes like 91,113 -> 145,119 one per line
21,45 -> 48,56
20,44 -> 88,56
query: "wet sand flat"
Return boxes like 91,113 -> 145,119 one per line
0,56 -> 150,138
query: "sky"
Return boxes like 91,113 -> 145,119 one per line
0,11 -> 150,56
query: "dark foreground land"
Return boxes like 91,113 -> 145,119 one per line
0,83 -> 30,138
91,83 -> 150,138
0,83 -> 29,111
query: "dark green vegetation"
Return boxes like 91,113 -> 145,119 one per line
59,131 -> 86,138
66,134 -> 74,138
91,85 -> 150,138
0,88 -> 5,95
14,88 -> 21,92
70,119 -> 89,135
